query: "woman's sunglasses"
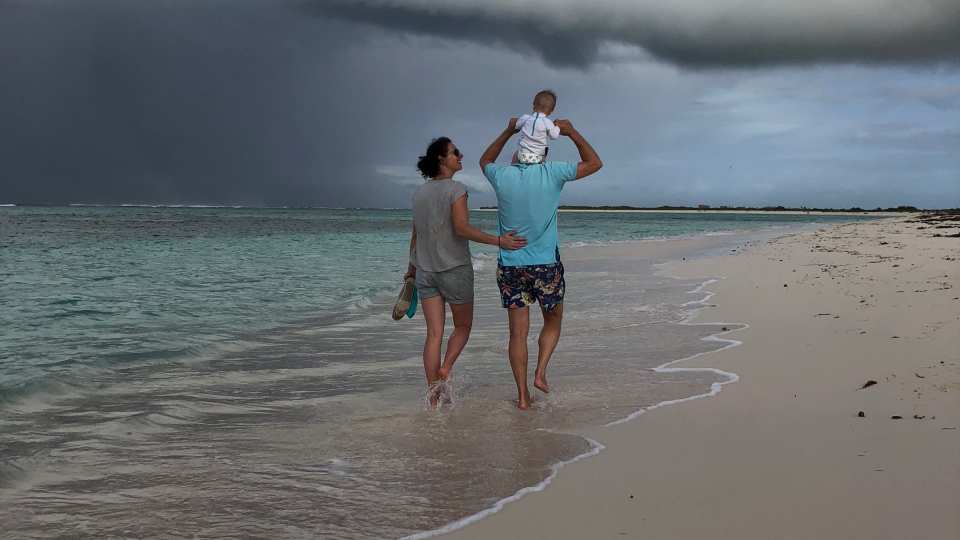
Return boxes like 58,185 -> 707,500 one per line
451,148 -> 463,158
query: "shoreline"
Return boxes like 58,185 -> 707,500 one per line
404,272 -> 751,540
396,226 -> 799,540
400,229 -> 780,540
438,216 -> 959,539
605,279 -> 745,428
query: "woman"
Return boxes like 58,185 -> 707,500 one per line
404,137 -> 525,406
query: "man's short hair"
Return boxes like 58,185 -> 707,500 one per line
534,89 -> 557,111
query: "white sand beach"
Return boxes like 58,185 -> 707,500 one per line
443,216 -> 959,539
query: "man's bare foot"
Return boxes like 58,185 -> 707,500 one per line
533,373 -> 550,393
516,392 -> 531,410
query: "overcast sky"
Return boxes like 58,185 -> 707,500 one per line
1,0 -> 958,208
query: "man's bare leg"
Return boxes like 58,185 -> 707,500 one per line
438,302 -> 473,381
534,303 -> 563,393
507,306 -> 531,409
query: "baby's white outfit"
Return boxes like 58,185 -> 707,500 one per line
515,112 -> 560,164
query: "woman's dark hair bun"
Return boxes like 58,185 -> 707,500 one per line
416,137 -> 451,179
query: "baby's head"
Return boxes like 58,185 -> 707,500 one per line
532,89 -> 557,115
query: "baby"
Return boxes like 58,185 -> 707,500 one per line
513,89 -> 560,165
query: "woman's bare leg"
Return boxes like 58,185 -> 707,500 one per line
420,296 -> 445,405
438,302 -> 473,380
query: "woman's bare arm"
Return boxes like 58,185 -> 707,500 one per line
404,225 -> 417,280
450,196 -> 526,250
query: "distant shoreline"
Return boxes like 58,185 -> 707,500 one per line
3,204 -> 948,217
476,208 -> 911,217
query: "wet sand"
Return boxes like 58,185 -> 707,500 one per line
441,215 -> 959,539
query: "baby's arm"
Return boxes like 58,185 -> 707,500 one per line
543,117 -> 561,139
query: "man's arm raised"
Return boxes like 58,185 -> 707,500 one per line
555,119 -> 602,180
478,117 -> 519,171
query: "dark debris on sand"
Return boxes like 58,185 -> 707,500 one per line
907,211 -> 960,237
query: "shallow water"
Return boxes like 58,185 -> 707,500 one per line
0,207 -> 876,538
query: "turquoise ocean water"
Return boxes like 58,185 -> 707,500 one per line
0,207 -> 877,538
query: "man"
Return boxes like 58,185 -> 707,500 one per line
479,117 -> 603,409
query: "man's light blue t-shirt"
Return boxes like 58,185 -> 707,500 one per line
483,161 -> 578,267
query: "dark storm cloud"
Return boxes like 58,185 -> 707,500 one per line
307,0 -> 960,68
0,0 -> 413,206
300,1 -> 601,67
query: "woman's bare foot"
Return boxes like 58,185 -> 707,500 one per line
533,373 -> 550,393
438,364 -> 451,381
427,382 -> 443,409
439,380 -> 454,406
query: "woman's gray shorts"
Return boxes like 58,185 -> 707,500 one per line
415,264 -> 474,304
